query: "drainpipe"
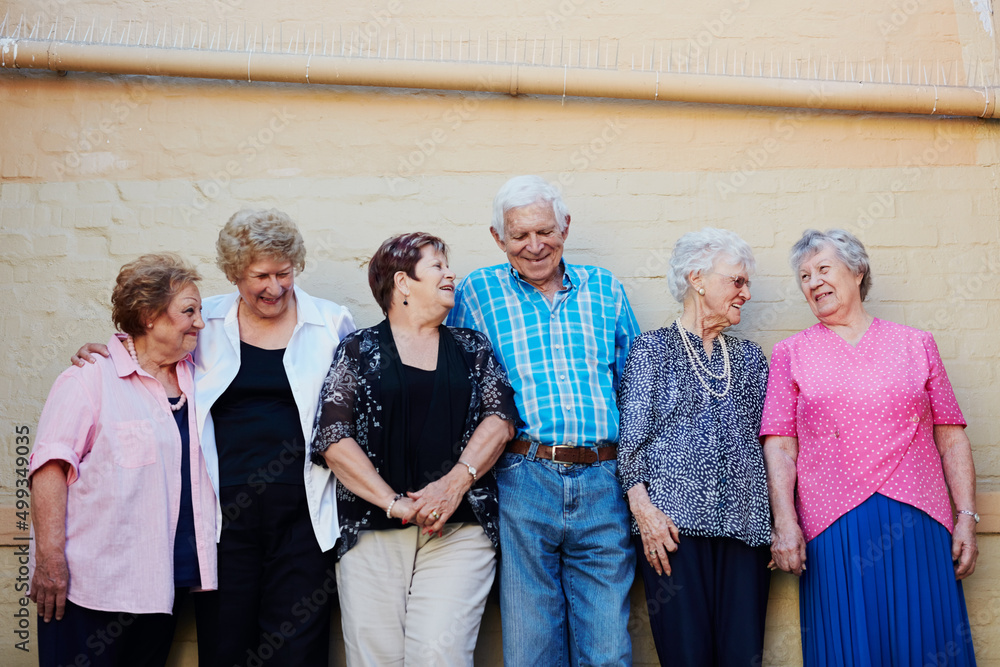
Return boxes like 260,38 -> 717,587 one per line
1,37 -> 997,119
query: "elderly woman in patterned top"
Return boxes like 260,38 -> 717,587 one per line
761,229 -> 978,666
617,227 -> 771,667
311,232 -> 519,667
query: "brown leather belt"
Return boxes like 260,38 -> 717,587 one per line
506,439 -> 617,464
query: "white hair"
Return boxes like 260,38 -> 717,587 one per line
667,228 -> 757,302
491,175 -> 570,238
790,228 -> 872,301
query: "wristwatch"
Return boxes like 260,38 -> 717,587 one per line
457,460 -> 477,482
957,510 -> 980,523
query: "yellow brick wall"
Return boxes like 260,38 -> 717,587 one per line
1,0 -> 998,664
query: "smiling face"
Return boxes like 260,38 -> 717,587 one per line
491,200 -> 570,294
797,245 -> 864,323
143,283 -> 204,361
399,245 -> 456,315
235,256 -> 296,321
695,257 -> 752,328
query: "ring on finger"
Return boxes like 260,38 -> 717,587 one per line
648,548 -> 656,555
431,510 -> 441,520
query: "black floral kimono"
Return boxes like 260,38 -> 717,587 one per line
311,321 -> 519,560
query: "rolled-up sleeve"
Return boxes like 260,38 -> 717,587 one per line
29,371 -> 97,487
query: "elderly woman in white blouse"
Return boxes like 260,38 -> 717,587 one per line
72,210 -> 355,666
617,228 -> 771,667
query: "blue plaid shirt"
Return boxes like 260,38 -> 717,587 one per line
447,261 -> 640,447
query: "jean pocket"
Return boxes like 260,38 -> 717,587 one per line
493,452 -> 524,473
112,420 -> 159,468
597,459 -> 622,486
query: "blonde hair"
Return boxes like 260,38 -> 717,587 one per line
216,208 -> 306,282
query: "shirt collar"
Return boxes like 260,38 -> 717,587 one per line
292,285 -> 325,326
507,260 -> 575,294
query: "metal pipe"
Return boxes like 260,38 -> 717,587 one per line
2,37 -> 997,119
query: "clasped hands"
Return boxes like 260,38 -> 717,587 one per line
386,470 -> 470,537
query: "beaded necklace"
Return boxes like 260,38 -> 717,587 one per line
126,335 -> 187,412
675,319 -> 732,399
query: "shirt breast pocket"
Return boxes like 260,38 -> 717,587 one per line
112,420 -> 159,468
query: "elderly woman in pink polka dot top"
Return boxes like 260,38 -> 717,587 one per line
760,229 -> 978,666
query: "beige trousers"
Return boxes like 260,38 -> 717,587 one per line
336,523 -> 496,667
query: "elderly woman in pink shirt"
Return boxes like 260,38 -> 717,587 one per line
29,254 -> 218,667
761,229 -> 978,666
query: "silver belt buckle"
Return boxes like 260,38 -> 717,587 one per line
550,445 -> 574,463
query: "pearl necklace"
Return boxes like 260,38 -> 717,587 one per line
675,319 -> 732,399
126,336 -> 187,412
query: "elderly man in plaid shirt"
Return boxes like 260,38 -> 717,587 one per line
448,175 -> 640,666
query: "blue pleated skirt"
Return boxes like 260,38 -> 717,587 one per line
800,493 -> 976,667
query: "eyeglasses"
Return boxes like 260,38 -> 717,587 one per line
710,272 -> 751,289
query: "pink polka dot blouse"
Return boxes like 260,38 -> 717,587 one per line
760,318 -> 966,542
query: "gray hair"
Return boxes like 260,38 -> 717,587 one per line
667,228 -> 757,302
491,175 -> 570,238
790,229 -> 872,301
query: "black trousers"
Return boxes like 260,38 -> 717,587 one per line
210,484 -> 336,667
37,588 -> 213,667
635,535 -> 771,667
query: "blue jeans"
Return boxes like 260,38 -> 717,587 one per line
495,449 -> 634,667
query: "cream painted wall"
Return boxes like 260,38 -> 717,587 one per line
1,0 -> 998,665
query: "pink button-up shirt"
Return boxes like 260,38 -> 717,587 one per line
28,335 -> 218,614
760,319 -> 966,542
